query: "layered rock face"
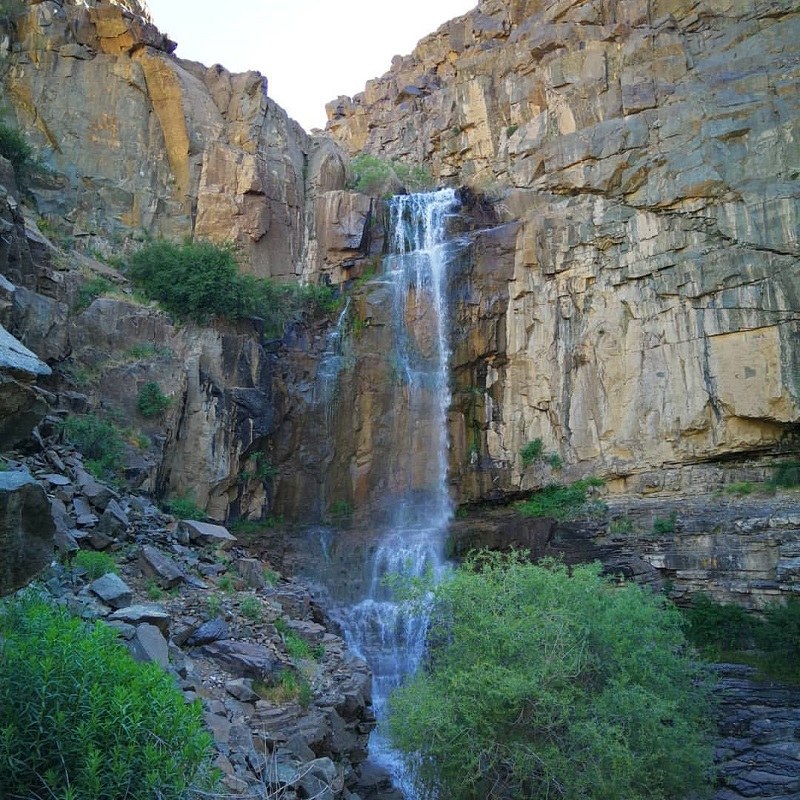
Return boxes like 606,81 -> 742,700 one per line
327,0 -> 800,487
1,0 -> 376,282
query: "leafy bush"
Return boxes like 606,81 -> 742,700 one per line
653,511 -> 677,534
73,550 -> 118,579
239,596 -> 263,622
0,595 -> 216,799
725,481 -> 754,496
0,120 -> 35,182
126,239 -> 336,335
516,477 -> 604,520
163,492 -> 207,521
348,153 -> 433,195
75,276 -> 114,311
520,438 -> 543,466
137,381 -> 171,418
388,553 -> 715,800
684,594 -> 800,682
258,670 -> 313,708
61,414 -> 125,482
770,461 -> 800,488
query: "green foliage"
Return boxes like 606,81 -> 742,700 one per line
73,550 -> 118,579
163,492 -> 206,521
239,596 -> 263,622
348,153 -> 433,195
61,415 -> 125,482
0,595 -> 216,800
206,593 -> 222,618
725,481 -> 754,496
388,553 -> 715,800
770,461 -> 800,488
0,0 -> 26,21
683,594 -> 800,682
123,343 -> 174,362
126,239 -> 335,335
547,452 -> 563,471
216,575 -> 234,593
75,276 -> 114,311
0,120 -> 35,183
520,438 -> 544,466
259,670 -> 313,708
653,511 -> 677,534
609,515 -> 634,535
263,567 -> 280,586
516,478 -> 604,520
274,618 -> 321,661
136,381 -> 171,418
328,499 -> 353,519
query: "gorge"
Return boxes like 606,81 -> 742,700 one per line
0,0 -> 798,797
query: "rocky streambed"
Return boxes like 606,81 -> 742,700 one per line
0,430 -> 392,800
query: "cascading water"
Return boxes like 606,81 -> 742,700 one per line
314,295 -> 352,429
334,188 -> 459,796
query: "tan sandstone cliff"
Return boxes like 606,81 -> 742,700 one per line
324,0 -> 799,491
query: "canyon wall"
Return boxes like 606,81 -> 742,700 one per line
326,0 -> 800,491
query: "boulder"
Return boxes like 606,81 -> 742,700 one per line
89,572 -> 133,609
180,519 -> 237,550
0,471 -> 55,595
199,639 -> 281,680
139,544 -> 185,588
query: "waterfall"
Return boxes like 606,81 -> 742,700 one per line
314,295 -> 352,430
335,188 -> 459,795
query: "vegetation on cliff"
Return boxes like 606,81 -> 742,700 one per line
0,594 -> 216,799
127,239 -> 336,335
388,553 -> 715,800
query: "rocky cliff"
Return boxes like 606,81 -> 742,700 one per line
1,0 -> 376,283
326,0 -> 800,490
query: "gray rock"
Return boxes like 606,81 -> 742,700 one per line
225,677 -> 260,702
236,557 -> 266,588
0,470 -> 55,596
187,617 -> 229,646
128,623 -> 169,667
89,572 -> 133,609
199,639 -> 280,680
139,544 -> 184,588
0,323 -> 51,376
109,604 -> 170,635
180,519 -> 237,550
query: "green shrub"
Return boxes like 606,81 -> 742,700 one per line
653,511 -> 677,534
547,452 -> 563,470
75,276 -> 114,311
259,670 -> 313,708
387,553 -> 715,800
126,239 -> 335,335
609,515 -> 634,534
0,120 -> 35,182
520,438 -> 544,466
61,415 -> 125,482
73,550 -> 118,579
162,492 -> 206,521
758,598 -> 800,682
770,461 -> 800,488
239,596 -> 263,622
0,595 -> 216,799
516,477 -> 604,520
725,481 -> 754,496
684,593 -> 755,654
137,381 -> 171,418
348,153 -> 433,195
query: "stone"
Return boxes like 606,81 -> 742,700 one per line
199,639 -> 281,680
128,623 -> 169,668
89,572 -> 133,609
187,617 -> 230,646
225,677 -> 260,703
180,519 -> 237,550
0,471 -> 55,596
109,604 -> 170,635
139,544 -> 185,588
236,557 -> 266,589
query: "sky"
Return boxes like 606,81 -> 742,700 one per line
143,1 -> 477,132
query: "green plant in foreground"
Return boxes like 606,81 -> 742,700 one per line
725,481 -> 754,496
516,477 -> 604,520
387,553 -> 715,800
136,381 -> 171,418
0,595 -> 216,799
72,549 -> 118,579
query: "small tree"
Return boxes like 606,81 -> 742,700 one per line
388,553 -> 715,800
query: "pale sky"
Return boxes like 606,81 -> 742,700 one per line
144,1 -> 477,132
